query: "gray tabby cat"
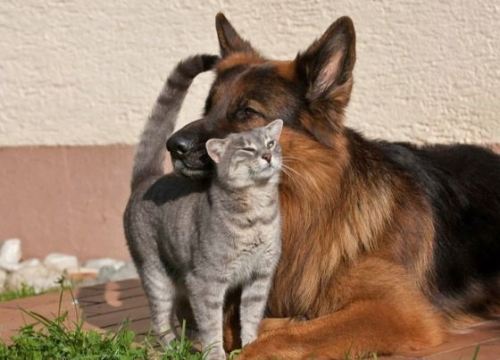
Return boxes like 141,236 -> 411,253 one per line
123,54 -> 283,359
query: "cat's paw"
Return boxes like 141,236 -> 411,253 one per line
157,331 -> 177,346
204,345 -> 227,360
240,333 -> 257,347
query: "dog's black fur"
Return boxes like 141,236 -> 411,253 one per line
376,139 -> 500,311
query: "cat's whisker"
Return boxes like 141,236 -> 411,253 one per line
282,165 -> 302,177
282,163 -> 324,194
281,163 -> 304,178
281,165 -> 301,181
281,155 -> 303,161
280,164 -> 308,187
281,156 -> 304,165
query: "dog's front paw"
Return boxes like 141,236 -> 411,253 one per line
258,316 -> 305,336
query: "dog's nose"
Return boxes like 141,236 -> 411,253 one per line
262,152 -> 272,163
167,135 -> 192,157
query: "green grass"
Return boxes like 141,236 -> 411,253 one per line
0,313 -> 211,360
0,314 -> 152,359
0,283 -> 37,302
0,281 -> 216,360
159,323 -> 209,360
471,345 -> 481,360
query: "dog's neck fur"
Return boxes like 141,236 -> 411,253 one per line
269,127 -> 400,317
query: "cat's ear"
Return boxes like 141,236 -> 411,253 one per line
206,138 -> 229,163
265,119 -> 284,141
215,13 -> 255,57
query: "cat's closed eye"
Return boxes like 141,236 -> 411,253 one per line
241,147 -> 256,153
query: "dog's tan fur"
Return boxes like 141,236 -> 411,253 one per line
165,13 -> 500,359
209,18 -> 448,358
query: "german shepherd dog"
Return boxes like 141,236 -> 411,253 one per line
164,13 -> 500,359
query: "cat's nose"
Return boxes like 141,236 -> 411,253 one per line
262,152 -> 272,163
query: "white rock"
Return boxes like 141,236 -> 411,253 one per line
23,258 -> 41,267
0,263 -> 20,272
0,238 -> 22,271
44,253 -> 79,272
19,258 -> 41,268
97,262 -> 138,282
0,269 -> 7,292
84,258 -> 125,271
0,258 -> 41,272
6,265 -> 61,293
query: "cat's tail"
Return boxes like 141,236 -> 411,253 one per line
131,54 -> 218,190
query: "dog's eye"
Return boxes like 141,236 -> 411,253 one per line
267,140 -> 275,149
235,107 -> 259,121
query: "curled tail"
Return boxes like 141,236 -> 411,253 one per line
131,54 -> 218,190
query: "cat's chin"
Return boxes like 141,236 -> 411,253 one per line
251,171 -> 280,185
257,165 -> 279,178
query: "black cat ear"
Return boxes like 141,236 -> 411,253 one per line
206,138 -> 228,163
265,119 -> 284,141
215,13 -> 255,57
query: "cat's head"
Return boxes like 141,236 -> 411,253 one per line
206,119 -> 283,188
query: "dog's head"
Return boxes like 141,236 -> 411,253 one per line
167,13 -> 356,177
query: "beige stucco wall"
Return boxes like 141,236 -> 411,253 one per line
1,0 -> 499,146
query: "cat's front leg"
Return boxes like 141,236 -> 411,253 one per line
138,262 -> 177,345
240,272 -> 274,346
185,273 -> 227,359
173,293 -> 200,342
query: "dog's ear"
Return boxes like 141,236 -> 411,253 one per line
215,13 -> 254,57
296,16 -> 356,105
295,17 -> 356,147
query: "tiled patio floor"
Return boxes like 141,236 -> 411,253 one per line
0,279 -> 499,359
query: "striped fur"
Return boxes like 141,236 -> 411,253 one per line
131,54 -> 218,190
125,73 -> 283,359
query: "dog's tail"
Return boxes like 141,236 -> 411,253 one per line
131,54 -> 218,190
